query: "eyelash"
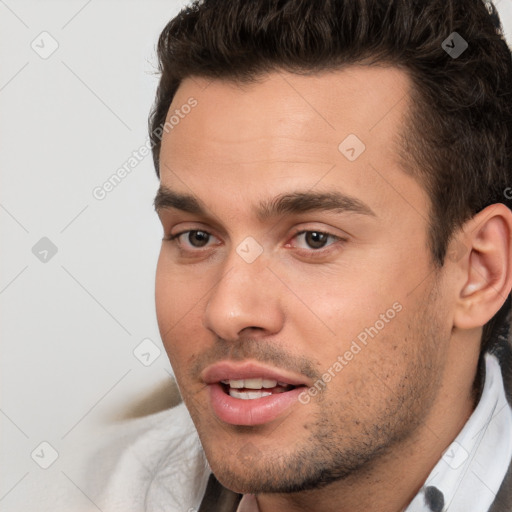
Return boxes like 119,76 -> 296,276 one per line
165,229 -> 345,256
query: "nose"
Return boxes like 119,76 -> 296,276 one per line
203,253 -> 285,341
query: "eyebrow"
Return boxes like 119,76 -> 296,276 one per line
257,190 -> 376,220
154,186 -> 204,215
154,185 -> 376,219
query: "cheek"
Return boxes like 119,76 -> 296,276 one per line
286,270 -> 421,390
155,252 -> 209,366
155,249 -> 207,324
312,316 -> 425,420
282,264 -> 399,349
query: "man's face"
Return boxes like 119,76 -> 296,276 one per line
155,67 -> 453,493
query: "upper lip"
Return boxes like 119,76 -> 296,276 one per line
201,361 -> 310,387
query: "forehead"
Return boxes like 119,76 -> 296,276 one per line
164,66 -> 410,154
158,66 -> 428,224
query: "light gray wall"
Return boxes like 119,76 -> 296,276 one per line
1,1 -> 511,511
1,1 -> 188,510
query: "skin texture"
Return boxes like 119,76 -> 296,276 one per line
154,67 -> 512,512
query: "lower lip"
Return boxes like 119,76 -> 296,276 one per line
209,383 -> 304,426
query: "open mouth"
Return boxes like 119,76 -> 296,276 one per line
220,378 -> 297,400
202,361 -> 310,425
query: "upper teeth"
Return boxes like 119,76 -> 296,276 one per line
221,378 -> 279,389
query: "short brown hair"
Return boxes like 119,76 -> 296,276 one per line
149,0 -> 512,350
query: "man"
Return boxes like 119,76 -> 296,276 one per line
102,0 -> 512,511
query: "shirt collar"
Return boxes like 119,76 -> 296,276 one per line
406,352 -> 512,512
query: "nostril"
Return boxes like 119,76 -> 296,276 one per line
241,326 -> 265,333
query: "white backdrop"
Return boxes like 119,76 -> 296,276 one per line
0,1 -> 188,510
1,1 -> 511,511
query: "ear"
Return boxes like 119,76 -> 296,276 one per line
453,204 -> 512,330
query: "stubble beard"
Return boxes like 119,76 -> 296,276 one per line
192,288 -> 447,495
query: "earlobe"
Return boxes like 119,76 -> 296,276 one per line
453,204 -> 512,330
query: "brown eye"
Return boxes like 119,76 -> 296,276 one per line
304,231 -> 329,249
187,230 -> 210,247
